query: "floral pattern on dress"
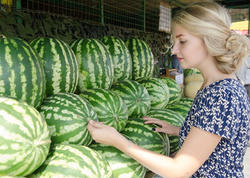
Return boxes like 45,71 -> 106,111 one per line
179,78 -> 250,178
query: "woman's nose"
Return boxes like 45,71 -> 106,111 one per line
171,43 -> 178,55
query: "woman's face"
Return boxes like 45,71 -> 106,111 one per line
172,24 -> 210,69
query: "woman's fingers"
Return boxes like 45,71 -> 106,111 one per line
144,118 -> 165,126
154,127 -> 167,133
88,120 -> 104,130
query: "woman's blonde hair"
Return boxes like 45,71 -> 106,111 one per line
172,1 -> 250,74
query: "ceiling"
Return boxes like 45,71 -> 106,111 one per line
168,0 -> 250,8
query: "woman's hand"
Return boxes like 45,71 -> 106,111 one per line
87,120 -> 126,147
143,117 -> 180,136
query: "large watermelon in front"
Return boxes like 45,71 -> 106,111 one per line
111,79 -> 151,117
122,118 -> 170,156
0,97 -> 50,176
91,143 -> 147,178
137,77 -> 169,109
30,37 -> 79,97
101,36 -> 132,83
125,39 -> 154,80
31,144 -> 113,178
146,109 -> 184,154
80,88 -> 128,132
71,39 -> 114,91
160,77 -> 182,105
0,37 -> 46,108
39,93 -> 98,146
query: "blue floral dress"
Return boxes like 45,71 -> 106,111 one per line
179,78 -> 250,177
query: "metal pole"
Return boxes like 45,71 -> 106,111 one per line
142,0 -> 146,32
99,0 -> 104,25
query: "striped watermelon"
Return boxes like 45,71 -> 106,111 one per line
31,144 -> 113,178
30,37 -> 79,97
122,118 -> 170,156
0,37 -> 46,108
166,102 -> 191,118
0,97 -> 50,176
160,77 -> 182,105
101,36 -> 132,83
137,77 -> 169,109
91,143 -> 147,178
146,109 -> 184,154
111,79 -> 151,117
125,39 -> 154,80
39,93 -> 98,146
71,39 -> 114,91
179,97 -> 194,106
80,88 -> 128,132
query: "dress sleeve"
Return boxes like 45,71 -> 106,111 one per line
191,89 -> 239,140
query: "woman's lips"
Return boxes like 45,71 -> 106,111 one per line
177,57 -> 184,62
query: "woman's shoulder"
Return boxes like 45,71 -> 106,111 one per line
198,78 -> 245,98
195,78 -> 249,108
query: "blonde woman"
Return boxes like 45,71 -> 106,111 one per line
88,2 -> 250,177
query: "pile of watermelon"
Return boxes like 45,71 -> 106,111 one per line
0,35 -> 192,177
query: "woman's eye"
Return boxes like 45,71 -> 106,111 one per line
180,41 -> 186,44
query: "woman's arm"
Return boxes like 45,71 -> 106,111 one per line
88,120 -> 221,178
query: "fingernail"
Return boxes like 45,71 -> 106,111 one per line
152,128 -> 155,131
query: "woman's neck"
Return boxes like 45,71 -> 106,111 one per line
198,60 -> 236,89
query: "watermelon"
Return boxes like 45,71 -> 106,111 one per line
111,79 -> 151,117
179,97 -> 194,106
71,39 -> 114,91
146,109 -> 184,154
30,37 -> 79,97
160,77 -> 182,105
39,93 -> 98,146
122,118 -> 170,156
125,39 -> 154,80
137,77 -> 169,109
0,97 -> 50,176
101,36 -> 132,83
166,102 -> 191,118
91,143 -> 147,178
80,88 -> 128,132
31,144 -> 113,178
0,37 -> 46,108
